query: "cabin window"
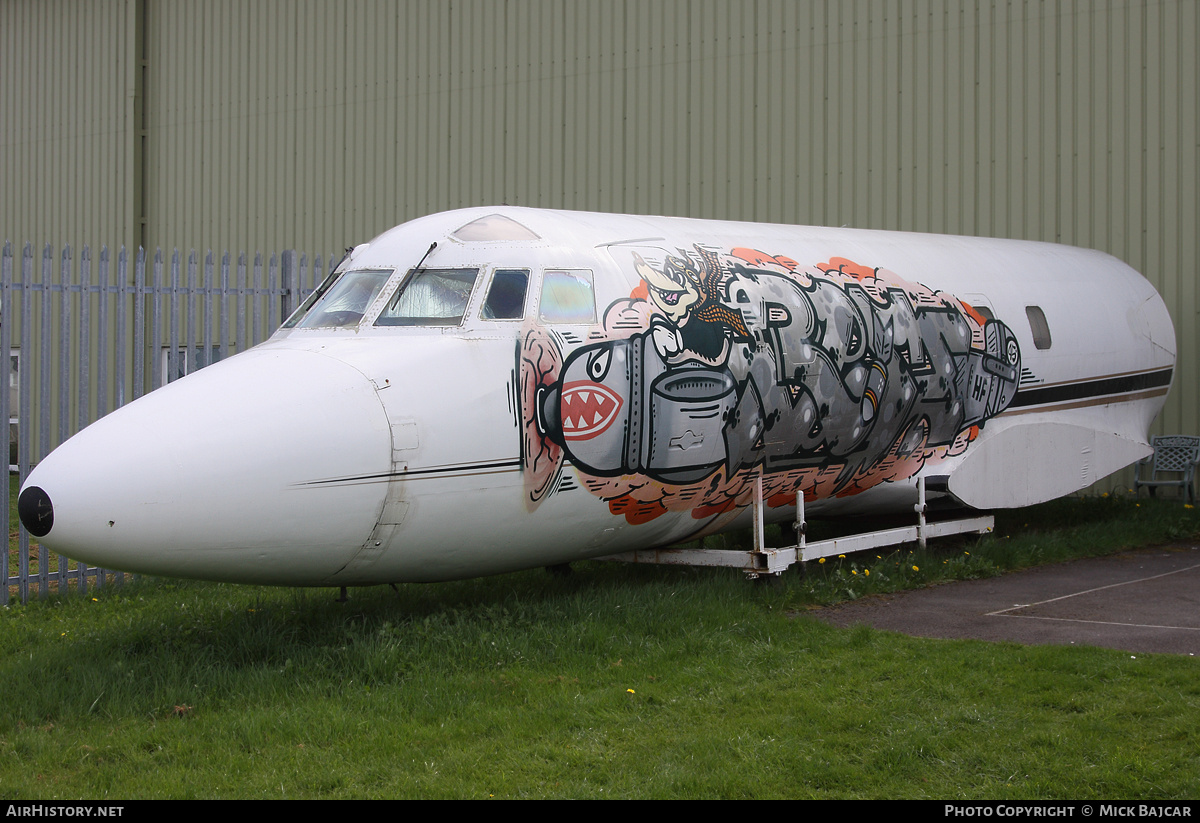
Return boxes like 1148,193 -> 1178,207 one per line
287,269 -> 392,329
481,269 -> 529,320
539,270 -> 595,324
1025,305 -> 1052,350
375,268 -> 480,326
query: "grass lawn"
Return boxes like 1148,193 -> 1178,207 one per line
1,493 -> 1198,799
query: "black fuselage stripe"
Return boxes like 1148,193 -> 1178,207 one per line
1011,367 -> 1173,409
304,459 -> 523,485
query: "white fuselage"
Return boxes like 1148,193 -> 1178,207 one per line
18,208 -> 1175,584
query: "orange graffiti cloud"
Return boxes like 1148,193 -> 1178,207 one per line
691,498 -> 738,519
820,257 -> 877,281
959,301 -> 987,327
731,247 -> 799,272
608,496 -> 668,526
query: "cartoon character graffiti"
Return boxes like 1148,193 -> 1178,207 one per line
523,247 -> 1020,524
636,247 -> 751,367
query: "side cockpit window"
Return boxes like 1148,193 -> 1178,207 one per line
284,269 -> 392,329
376,268 -> 480,326
481,269 -> 529,320
539,270 -> 595,324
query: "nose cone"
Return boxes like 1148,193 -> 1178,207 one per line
20,347 -> 392,584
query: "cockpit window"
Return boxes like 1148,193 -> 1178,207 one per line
481,269 -> 529,320
539,270 -> 595,324
375,268 -> 480,326
284,269 -> 392,329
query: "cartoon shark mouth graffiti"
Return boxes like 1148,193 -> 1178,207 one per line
522,249 -> 1021,524
560,382 -> 624,441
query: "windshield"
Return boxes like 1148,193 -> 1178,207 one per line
288,269 -> 392,329
375,268 -> 480,326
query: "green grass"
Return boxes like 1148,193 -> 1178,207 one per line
1,493 -> 1198,799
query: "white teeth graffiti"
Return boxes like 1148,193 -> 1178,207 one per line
561,382 -> 623,440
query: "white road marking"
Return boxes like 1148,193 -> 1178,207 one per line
986,561 -> 1200,631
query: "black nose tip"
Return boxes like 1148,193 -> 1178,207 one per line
18,486 -> 54,537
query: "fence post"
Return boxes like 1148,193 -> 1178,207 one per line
18,243 -> 36,596
133,247 -> 145,401
1,241 -> 11,606
97,247 -> 109,420
116,247 -> 127,411
38,244 -> 52,597
281,249 -> 296,322
267,252 -> 278,336
252,252 -> 262,346
151,249 -> 163,391
203,251 -> 214,369
169,250 -> 180,384
219,251 -> 230,363
186,250 -> 197,377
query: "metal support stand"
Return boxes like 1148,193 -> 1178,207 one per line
598,476 -> 994,579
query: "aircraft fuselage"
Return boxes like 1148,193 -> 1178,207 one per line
18,208 -> 1176,584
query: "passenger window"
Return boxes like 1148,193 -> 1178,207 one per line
375,268 -> 480,326
481,269 -> 529,320
539,270 -> 595,324
1025,305 -> 1052,350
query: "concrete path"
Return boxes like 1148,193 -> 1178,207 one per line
813,543 -> 1200,656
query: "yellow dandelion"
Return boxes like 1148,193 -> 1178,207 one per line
912,565 -> 919,571
819,557 -> 826,564
864,569 -> 870,576
852,570 -> 858,575
1185,504 -> 1194,510
838,554 -> 845,559
627,689 -> 635,694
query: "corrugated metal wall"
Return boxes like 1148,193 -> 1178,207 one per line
1,0 -> 143,251
2,0 -> 1197,442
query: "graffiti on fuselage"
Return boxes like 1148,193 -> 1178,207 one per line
523,247 -> 1020,524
